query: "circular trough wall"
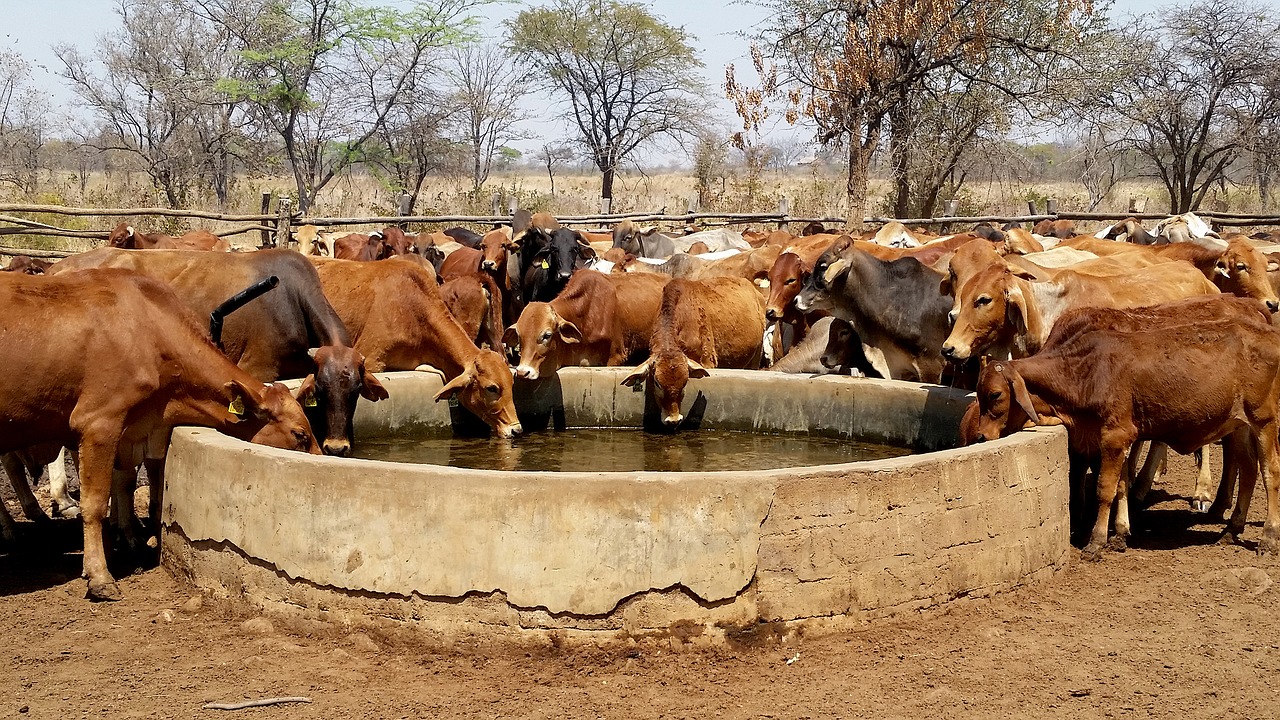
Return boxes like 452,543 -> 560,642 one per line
161,369 -> 1070,646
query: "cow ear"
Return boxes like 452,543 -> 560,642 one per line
307,347 -> 319,361
620,359 -> 652,387
1005,284 -> 1029,338
1008,368 -> 1039,424
502,326 -> 521,351
126,225 -> 135,238
686,358 -> 711,379
822,257 -> 849,284
1268,261 -> 1279,273
1006,264 -> 1038,281
433,369 -> 473,402
360,369 -> 389,402
224,379 -> 268,420
293,374 -> 317,403
939,274 -> 953,296
558,320 -> 583,344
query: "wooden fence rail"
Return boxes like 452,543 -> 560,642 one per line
0,197 -> 1278,260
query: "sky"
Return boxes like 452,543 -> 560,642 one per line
3,0 -> 1170,161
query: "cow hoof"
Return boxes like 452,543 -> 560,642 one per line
1105,536 -> 1128,553
1259,536 -> 1280,556
1081,544 -> 1105,562
1189,499 -> 1210,514
86,579 -> 123,602
57,505 -> 81,520
1218,531 -> 1244,547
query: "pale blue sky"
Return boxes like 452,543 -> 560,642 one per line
4,0 -> 1169,157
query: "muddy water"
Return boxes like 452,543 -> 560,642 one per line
352,428 -> 912,473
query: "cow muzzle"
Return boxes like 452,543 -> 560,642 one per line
514,365 -> 539,381
940,344 -> 969,363
481,260 -> 497,271
322,439 -> 352,457
765,307 -> 780,321
556,270 -> 572,281
1268,300 -> 1279,313
662,413 -> 683,427
498,422 -> 524,439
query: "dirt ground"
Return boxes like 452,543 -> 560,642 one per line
3,450 -> 1280,719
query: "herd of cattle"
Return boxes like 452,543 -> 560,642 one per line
3,208 -> 1280,601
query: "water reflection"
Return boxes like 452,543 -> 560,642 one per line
352,428 -> 912,473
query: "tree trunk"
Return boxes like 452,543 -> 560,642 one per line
888,105 -> 912,219
845,124 -> 880,232
601,164 -> 615,202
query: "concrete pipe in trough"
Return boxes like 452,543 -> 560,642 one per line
161,368 -> 1070,647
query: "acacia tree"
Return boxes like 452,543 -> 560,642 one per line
449,43 -> 527,191
204,0 -> 482,212
730,0 -> 1090,226
1083,0 -> 1280,213
535,142 -> 576,195
509,0 -> 708,205
372,79 -> 459,213
0,51 -> 51,196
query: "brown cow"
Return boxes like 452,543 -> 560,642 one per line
333,233 -> 386,261
438,228 -> 523,324
2,255 -> 53,274
106,222 -> 230,251
506,271 -> 668,380
0,268 -> 319,599
970,296 -> 1280,559
1032,219 -> 1076,239
309,258 -> 522,438
440,272 -> 505,353
620,277 -> 766,426
942,254 -> 1219,362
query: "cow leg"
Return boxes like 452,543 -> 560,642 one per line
1084,432 -> 1132,560
1225,433 -> 1261,545
1068,452 -> 1095,541
48,447 -> 80,519
1189,447 -> 1216,514
1129,441 -> 1167,506
1255,424 -> 1280,554
1110,456 -> 1131,553
109,467 -> 146,556
144,457 -> 165,540
1208,433 -> 1246,521
77,438 -> 123,601
0,456 -> 24,546
1,452 -> 46,522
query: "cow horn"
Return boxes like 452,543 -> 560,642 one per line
126,225 -> 135,237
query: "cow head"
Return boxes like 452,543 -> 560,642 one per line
970,361 -> 1040,443
506,302 -> 583,381
224,379 -> 323,454
941,263 -> 1037,363
377,227 -> 414,257
551,229 -> 596,283
3,256 -> 52,275
107,223 -> 136,249
1214,237 -> 1280,312
794,236 -> 853,313
765,252 -> 808,321
821,317 -> 856,369
612,218 -> 640,254
432,349 -> 522,439
480,228 -> 517,273
620,351 -> 710,426
295,345 -> 389,457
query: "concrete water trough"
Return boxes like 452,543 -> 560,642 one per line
160,368 -> 1070,646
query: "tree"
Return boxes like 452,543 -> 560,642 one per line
509,0 -> 709,205
730,0 -> 1091,226
449,43 -> 528,191
0,51 -> 51,196
535,142 -> 576,195
371,80 -> 459,214
206,0 -> 483,212
1082,0 -> 1280,213
56,0 -> 222,208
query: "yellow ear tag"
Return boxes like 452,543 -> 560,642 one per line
228,396 -> 246,417
303,393 -> 318,407
540,259 -> 549,269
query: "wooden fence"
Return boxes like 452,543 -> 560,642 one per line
1,193 -> 1279,259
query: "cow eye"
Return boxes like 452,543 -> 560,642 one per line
485,384 -> 500,395
540,331 -> 552,342
1237,263 -> 1248,272
975,295 -> 993,307
292,429 -> 310,445
784,278 -> 796,285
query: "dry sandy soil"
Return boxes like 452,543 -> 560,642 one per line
3,450 -> 1279,719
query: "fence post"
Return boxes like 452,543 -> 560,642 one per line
275,197 -> 293,249
1026,200 -> 1037,216
942,199 -> 960,233
259,191 -> 272,249
1046,198 -> 1059,215
1128,196 -> 1148,213
600,196 -> 612,215
397,193 -> 412,230
777,196 -> 790,229
490,193 -> 500,217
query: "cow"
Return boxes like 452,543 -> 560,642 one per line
941,254 -> 1219,363
52,247 -> 378,457
0,268 -> 319,599
2,255 -> 53,274
439,272 -> 506,353
765,316 -> 882,377
0,443 -> 81,546
1032,219 -> 1076,239
620,277 -> 766,427
376,226 -> 415,256
1099,217 -> 1159,245
968,296 -> 1280,559
794,239 -> 953,382
442,226 -> 484,248
106,222 -> 230,252
438,228 -> 523,324
612,218 -> 675,258
522,228 -> 596,304
309,257 -> 522,439
506,271 -> 668,380
333,232 -> 386,261
293,225 -> 329,256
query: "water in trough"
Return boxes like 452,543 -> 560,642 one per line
351,427 -> 912,473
